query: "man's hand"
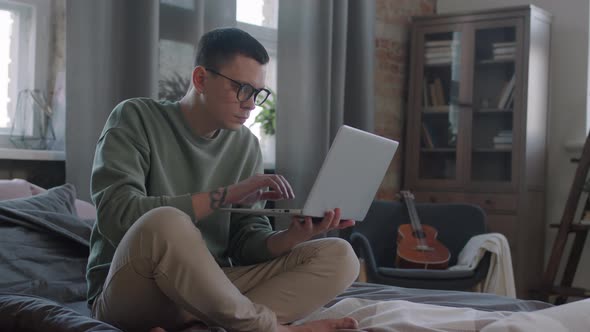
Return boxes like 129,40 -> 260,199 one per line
204,173 -> 295,213
267,208 -> 355,256
288,208 -> 355,242
224,173 -> 295,207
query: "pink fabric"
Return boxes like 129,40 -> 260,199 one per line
0,179 -> 33,200
75,199 -> 97,219
0,178 -> 96,219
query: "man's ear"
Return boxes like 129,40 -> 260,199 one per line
192,66 -> 207,94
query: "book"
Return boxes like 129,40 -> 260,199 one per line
423,80 -> 430,107
493,47 -> 516,55
434,78 -> 446,105
425,51 -> 455,59
493,136 -> 513,144
492,41 -> 516,48
425,57 -> 452,65
425,40 -> 459,47
425,46 -> 455,53
505,88 -> 515,109
497,75 -> 516,108
493,54 -> 515,61
429,83 -> 439,106
493,143 -> 513,149
421,124 -> 435,148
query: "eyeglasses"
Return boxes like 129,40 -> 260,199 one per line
205,68 -> 271,106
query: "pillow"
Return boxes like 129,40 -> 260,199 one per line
0,184 -> 91,302
0,179 -> 33,201
28,181 -> 97,220
0,293 -> 122,332
0,183 -> 77,216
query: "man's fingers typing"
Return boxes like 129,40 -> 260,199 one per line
278,174 -> 295,199
259,191 -> 284,201
262,176 -> 284,197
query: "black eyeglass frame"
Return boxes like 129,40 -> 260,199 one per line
205,68 -> 271,106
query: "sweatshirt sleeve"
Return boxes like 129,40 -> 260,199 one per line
91,103 -> 195,248
227,144 -> 278,265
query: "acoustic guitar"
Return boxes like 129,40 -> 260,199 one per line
395,190 -> 450,269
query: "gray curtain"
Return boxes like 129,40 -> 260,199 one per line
66,0 -> 235,201
275,0 -> 375,229
66,0 -> 159,201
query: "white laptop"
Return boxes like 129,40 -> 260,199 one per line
220,125 -> 399,221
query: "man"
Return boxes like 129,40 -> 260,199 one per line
87,27 -> 360,332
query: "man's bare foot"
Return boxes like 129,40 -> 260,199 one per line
149,322 -> 208,332
278,317 -> 359,332
151,317 -> 358,332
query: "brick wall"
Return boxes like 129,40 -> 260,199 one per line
374,0 -> 435,200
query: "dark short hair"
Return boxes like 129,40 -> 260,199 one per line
195,27 -> 269,70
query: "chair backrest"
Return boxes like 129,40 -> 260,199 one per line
352,200 -> 487,267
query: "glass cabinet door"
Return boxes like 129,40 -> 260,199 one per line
418,30 -> 462,182
470,21 -> 520,184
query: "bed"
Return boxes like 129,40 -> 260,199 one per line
1,180 -> 586,331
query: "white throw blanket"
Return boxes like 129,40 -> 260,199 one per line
449,233 -> 516,298
295,298 -> 590,332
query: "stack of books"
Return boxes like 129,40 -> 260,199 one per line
424,40 -> 459,65
493,130 -> 513,149
492,41 -> 516,61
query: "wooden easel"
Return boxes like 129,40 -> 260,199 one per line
538,132 -> 590,304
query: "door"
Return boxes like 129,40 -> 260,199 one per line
406,24 -> 468,190
467,19 -> 523,191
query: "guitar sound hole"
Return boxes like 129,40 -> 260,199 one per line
412,230 -> 426,239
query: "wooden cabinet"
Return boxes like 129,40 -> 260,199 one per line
404,5 -> 551,299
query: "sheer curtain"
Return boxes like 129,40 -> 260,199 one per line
66,0 -> 235,201
275,0 -> 376,229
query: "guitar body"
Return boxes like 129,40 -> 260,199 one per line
395,190 -> 451,270
396,224 -> 450,269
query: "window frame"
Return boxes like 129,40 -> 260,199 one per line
236,20 -> 277,169
0,0 -> 51,148
236,21 -> 277,55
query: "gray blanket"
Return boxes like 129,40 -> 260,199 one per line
0,184 -> 91,303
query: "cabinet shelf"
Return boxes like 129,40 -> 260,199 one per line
422,108 -> 451,114
478,59 -> 515,65
425,62 -> 452,67
472,148 -> 512,152
475,108 -> 513,113
420,148 -> 456,153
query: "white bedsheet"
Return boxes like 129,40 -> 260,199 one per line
295,298 -> 590,331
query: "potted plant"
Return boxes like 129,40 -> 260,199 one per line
252,90 -> 276,167
253,90 -> 276,135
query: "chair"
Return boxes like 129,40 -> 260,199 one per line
343,200 -> 491,291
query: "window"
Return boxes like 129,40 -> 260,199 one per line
0,1 -> 34,135
237,0 -> 278,168
158,0 -> 279,168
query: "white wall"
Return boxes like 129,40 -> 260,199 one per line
437,0 -> 590,295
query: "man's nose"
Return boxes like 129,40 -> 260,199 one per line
241,95 -> 256,110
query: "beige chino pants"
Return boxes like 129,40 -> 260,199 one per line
92,206 -> 360,332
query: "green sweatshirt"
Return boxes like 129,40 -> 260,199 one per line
86,98 -> 276,304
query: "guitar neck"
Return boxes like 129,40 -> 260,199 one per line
401,191 -> 424,233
